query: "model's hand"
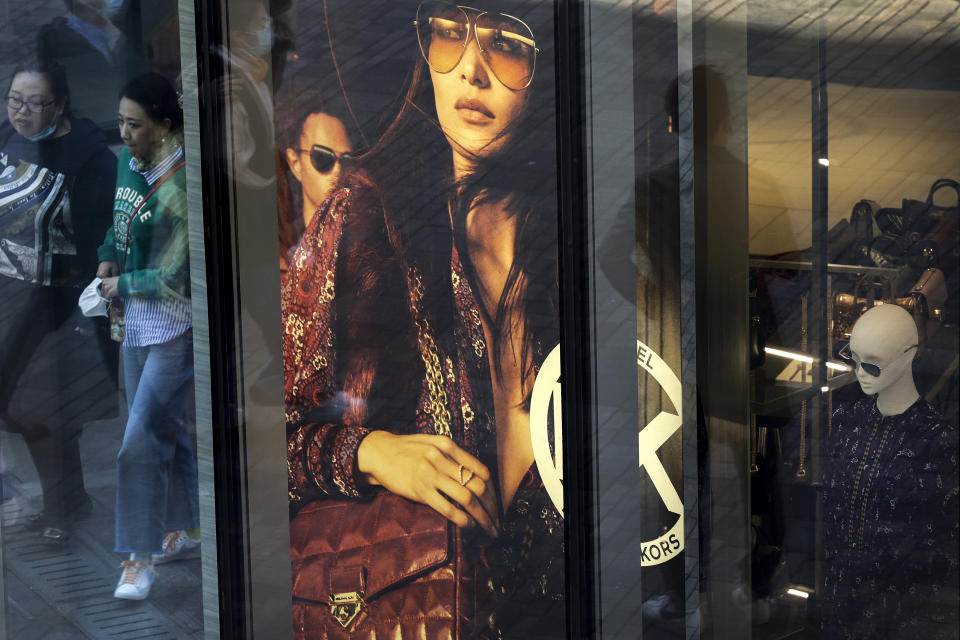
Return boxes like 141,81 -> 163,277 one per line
97,261 -> 119,278
100,276 -> 120,299
357,431 -> 500,537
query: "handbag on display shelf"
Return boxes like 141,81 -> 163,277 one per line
832,268 -> 946,347
833,275 -> 894,342
289,491 -> 473,640
867,178 -> 959,277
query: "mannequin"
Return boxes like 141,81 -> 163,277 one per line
819,304 -> 958,639
846,304 -> 919,416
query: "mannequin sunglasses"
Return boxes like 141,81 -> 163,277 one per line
838,343 -> 918,377
294,145 -> 357,174
414,1 -> 538,91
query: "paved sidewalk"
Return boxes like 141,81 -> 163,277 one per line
0,281 -> 204,639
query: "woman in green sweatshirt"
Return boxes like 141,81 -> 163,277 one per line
96,73 -> 198,601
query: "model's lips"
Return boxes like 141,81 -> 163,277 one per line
455,98 -> 494,122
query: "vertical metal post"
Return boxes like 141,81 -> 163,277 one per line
810,13 -> 829,603
178,1 -> 221,638
557,0 -> 597,637
675,2 -> 699,638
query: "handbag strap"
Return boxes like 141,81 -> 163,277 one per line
854,274 -> 893,303
118,160 -> 185,271
926,178 -> 960,207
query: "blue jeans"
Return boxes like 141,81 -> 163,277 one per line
115,331 -> 198,553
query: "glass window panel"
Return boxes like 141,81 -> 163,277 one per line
1,1 -> 213,638
586,1 -> 960,638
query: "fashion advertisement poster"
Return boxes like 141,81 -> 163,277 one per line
273,2 -> 565,638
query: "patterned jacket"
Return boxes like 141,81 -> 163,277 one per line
820,396 -> 959,638
282,175 -> 567,638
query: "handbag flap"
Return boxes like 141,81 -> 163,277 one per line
290,492 -> 450,604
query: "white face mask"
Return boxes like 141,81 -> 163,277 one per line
78,277 -> 110,317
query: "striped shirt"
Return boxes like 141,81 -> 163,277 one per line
122,145 -> 192,347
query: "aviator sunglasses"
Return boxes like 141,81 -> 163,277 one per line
293,144 -> 357,174
414,1 -> 539,91
838,342 -> 918,377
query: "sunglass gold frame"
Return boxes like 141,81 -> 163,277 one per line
413,1 -> 540,91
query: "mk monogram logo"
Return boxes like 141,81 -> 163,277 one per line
636,340 -> 684,565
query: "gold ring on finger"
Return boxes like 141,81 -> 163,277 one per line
458,464 -> 467,486
462,469 -> 474,486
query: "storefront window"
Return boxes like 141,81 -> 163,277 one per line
1,2 -> 211,638
4,1 -> 955,639
614,1 -> 959,638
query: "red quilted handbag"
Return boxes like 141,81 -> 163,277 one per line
289,491 -> 475,639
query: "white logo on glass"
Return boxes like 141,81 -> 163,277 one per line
529,340 -> 686,567
530,344 -> 564,515
637,339 -> 684,565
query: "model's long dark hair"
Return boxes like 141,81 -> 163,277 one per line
364,2 -> 558,401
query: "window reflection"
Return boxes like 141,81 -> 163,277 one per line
1,1 -> 204,637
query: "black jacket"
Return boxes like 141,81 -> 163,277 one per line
0,117 -> 117,286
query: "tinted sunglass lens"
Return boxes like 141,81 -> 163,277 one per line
861,363 -> 882,377
476,14 -> 536,89
417,2 -> 468,73
310,147 -> 337,173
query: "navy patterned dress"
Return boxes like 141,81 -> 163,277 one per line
820,396 -> 959,639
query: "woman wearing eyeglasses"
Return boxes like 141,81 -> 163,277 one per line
285,2 -> 564,637
0,56 -> 117,545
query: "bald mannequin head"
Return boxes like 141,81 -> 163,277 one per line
848,304 -> 919,414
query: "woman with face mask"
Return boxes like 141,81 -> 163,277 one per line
0,56 -> 117,546
284,3 -> 564,637
95,73 -> 198,601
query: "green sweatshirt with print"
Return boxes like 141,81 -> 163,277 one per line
96,147 -> 190,300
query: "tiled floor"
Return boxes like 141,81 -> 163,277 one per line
1,419 -> 205,640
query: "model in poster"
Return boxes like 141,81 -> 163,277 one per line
821,304 -> 959,638
284,2 -> 563,637
276,91 -> 355,267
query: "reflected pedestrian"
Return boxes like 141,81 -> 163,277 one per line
0,56 -> 117,544
96,72 -> 198,600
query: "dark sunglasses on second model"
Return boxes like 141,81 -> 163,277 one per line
838,342 -> 918,377
295,144 -> 357,174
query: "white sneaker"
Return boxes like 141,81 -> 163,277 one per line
152,530 -> 201,564
113,560 -> 156,600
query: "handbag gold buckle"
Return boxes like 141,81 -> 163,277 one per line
329,591 -> 365,629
